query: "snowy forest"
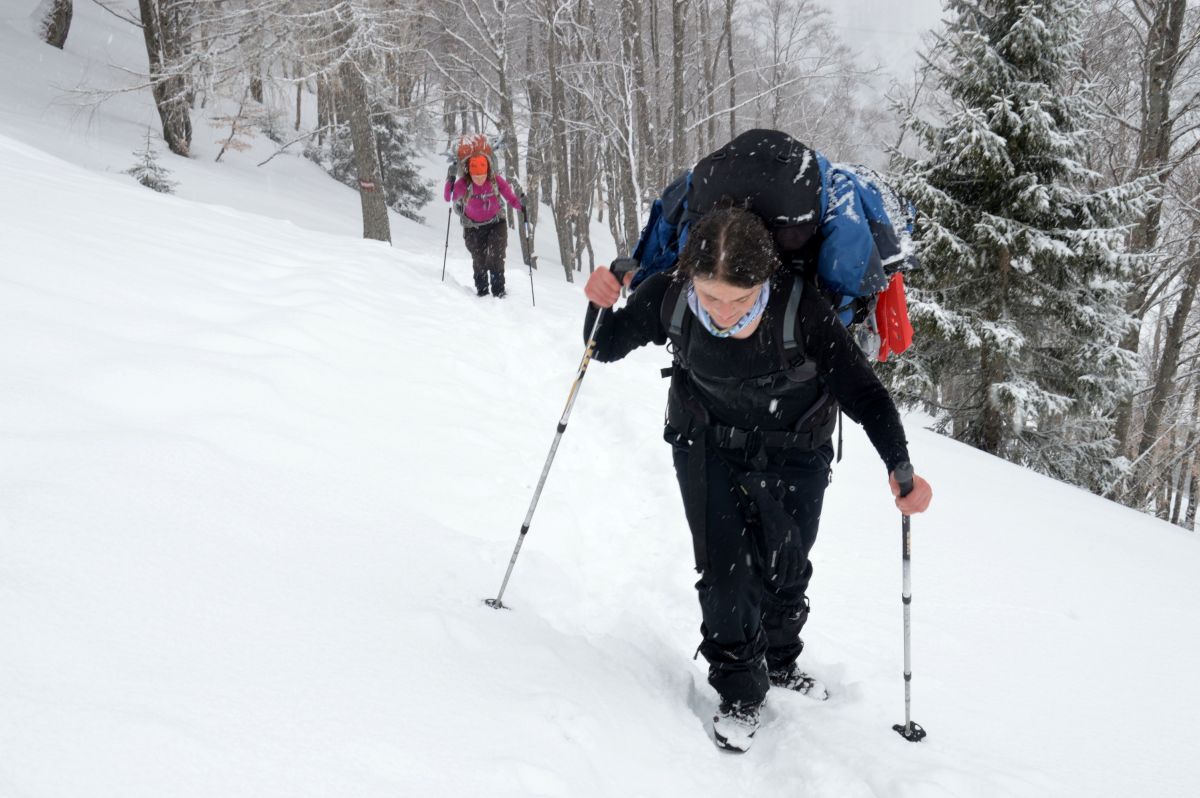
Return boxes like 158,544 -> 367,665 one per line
32,0 -> 1200,531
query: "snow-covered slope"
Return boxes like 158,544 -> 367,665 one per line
2,4 -> 1199,797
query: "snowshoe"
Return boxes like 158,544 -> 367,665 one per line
712,700 -> 761,752
769,663 -> 828,701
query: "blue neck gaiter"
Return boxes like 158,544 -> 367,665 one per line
686,280 -> 770,338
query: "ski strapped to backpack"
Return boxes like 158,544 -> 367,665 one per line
628,129 -> 917,361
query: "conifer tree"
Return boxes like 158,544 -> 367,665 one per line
890,0 -> 1148,489
126,128 -> 178,194
308,109 -> 431,223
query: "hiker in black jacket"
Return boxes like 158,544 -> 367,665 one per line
583,207 -> 932,751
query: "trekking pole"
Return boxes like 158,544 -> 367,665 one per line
522,209 -> 537,307
485,258 -> 638,610
440,207 -> 452,282
891,461 -> 927,742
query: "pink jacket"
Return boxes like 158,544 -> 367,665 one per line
445,174 -> 523,223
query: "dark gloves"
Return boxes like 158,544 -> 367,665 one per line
737,473 -> 807,585
446,163 -> 458,183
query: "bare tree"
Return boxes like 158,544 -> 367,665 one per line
724,0 -> 736,136
339,57 -> 391,241
137,0 -> 193,156
1132,239 -> 1200,497
1093,0 -> 1200,452
669,0 -> 689,173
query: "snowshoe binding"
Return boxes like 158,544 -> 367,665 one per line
769,663 -> 829,701
712,700 -> 761,752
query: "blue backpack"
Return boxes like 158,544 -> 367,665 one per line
629,129 -> 918,327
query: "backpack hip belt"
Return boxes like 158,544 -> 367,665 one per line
457,211 -> 503,230
708,400 -> 837,456
669,385 -> 837,460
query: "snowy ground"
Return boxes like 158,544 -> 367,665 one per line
2,4 -> 1199,797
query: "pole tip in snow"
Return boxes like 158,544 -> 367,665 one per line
893,721 -> 927,742
484,598 -> 508,610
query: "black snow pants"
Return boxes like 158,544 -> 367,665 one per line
671,439 -> 831,707
463,219 -> 507,296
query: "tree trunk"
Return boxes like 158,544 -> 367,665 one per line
494,4 -> 530,259
698,0 -> 713,154
524,33 -> 545,227
1115,0 -> 1188,453
670,0 -> 689,174
38,0 -> 72,49
725,0 -> 736,138
1188,380 -> 1200,529
338,60 -> 391,243
295,72 -> 302,131
1171,446 -> 1189,524
1185,468 -> 1198,530
978,246 -> 1012,455
137,0 -> 192,157
545,3 -> 575,281
619,0 -> 650,202
649,0 -> 663,184
1132,252 -> 1200,493
317,74 -> 333,144
978,340 -> 1006,455
567,1 -> 599,273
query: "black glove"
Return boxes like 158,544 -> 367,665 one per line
737,473 -> 806,585
446,163 -> 458,182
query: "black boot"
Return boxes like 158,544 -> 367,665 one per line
490,270 -> 506,298
712,700 -> 761,752
474,272 -> 489,297
768,661 -> 828,700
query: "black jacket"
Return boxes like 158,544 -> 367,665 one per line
585,271 -> 910,473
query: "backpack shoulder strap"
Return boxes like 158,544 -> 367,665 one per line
660,278 -> 691,372
770,273 -> 806,369
781,274 -> 803,353
664,275 -> 803,371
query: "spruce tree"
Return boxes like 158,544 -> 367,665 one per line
126,128 -> 177,194
309,110 -> 431,223
890,0 -> 1147,490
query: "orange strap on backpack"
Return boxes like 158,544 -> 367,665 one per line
875,272 -> 914,362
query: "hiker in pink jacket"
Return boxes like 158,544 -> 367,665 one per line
445,155 -> 524,298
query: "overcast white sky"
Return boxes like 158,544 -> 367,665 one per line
823,0 -> 947,76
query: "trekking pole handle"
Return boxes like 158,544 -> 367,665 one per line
894,461 -> 914,498
609,257 -> 639,287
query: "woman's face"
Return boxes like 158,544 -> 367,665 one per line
471,172 -> 487,186
692,275 -> 764,328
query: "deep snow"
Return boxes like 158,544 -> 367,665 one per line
2,3 -> 1199,797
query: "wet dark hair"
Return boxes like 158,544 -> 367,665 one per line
676,206 -> 781,288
